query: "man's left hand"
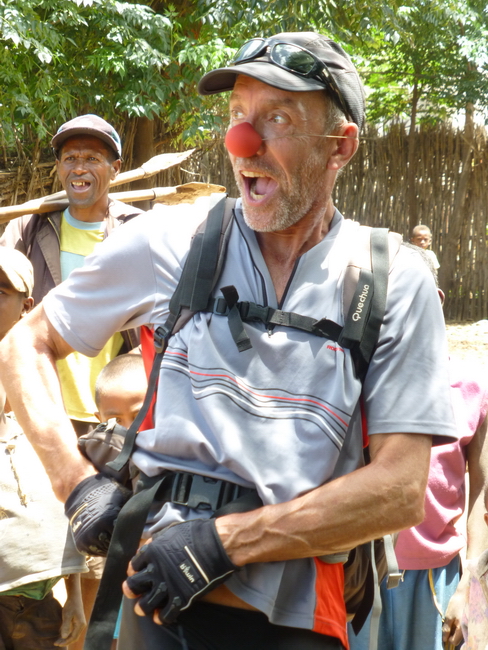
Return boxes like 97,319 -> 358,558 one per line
64,474 -> 132,556
123,518 -> 237,624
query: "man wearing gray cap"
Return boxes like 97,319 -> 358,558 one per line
0,114 -> 141,437
0,33 -> 456,649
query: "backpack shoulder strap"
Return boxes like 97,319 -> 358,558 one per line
158,193 -> 235,346
340,226 -> 402,379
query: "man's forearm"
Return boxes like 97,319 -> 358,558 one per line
216,432 -> 432,566
0,305 -> 95,500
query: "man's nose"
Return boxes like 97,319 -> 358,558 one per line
71,158 -> 89,173
225,122 -> 263,158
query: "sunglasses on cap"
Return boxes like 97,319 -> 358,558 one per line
232,38 -> 352,122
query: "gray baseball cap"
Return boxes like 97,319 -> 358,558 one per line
51,114 -> 122,158
198,32 -> 365,130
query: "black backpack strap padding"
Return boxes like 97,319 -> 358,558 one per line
340,227 -> 403,380
357,228 -> 389,367
355,229 -> 403,374
108,196 -> 236,474
339,268 -> 374,348
167,194 -> 235,322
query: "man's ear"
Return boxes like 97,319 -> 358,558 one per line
21,297 -> 34,316
326,123 -> 359,172
111,159 -> 121,181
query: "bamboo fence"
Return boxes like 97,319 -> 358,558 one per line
1,123 -> 487,322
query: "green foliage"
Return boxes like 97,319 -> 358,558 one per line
359,0 -> 488,126
0,0 -> 487,158
0,0 -> 175,153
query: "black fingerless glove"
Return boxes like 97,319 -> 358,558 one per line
65,474 -> 132,556
126,518 -> 237,623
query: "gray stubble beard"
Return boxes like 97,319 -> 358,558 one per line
234,143 -> 329,233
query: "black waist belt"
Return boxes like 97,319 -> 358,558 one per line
84,470 -> 262,650
136,470 -> 259,514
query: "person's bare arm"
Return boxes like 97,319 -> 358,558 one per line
0,304 -> 95,501
443,411 -> 488,645
55,574 -> 86,647
216,431 -> 432,565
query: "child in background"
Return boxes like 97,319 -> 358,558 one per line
410,224 -> 440,271
94,353 -> 147,431
0,248 -> 87,649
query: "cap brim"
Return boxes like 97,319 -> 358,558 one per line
51,127 -> 121,158
0,267 -> 31,296
198,61 -> 326,95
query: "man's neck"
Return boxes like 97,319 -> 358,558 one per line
256,200 -> 336,303
68,199 -> 110,223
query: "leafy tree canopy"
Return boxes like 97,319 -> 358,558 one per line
358,0 -> 488,126
0,0 -> 487,159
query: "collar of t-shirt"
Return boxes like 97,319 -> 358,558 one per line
60,209 -> 105,282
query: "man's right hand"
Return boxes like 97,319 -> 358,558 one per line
64,474 -> 132,556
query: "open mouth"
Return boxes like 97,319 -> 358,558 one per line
70,180 -> 91,190
241,171 -> 277,202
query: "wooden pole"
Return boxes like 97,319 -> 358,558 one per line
0,149 -> 195,221
0,182 -> 226,225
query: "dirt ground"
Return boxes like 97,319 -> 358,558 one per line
446,320 -> 488,368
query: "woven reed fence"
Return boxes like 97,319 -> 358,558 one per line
176,124 -> 488,322
1,123 -> 487,321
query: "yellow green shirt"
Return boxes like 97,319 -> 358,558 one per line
57,210 -> 123,422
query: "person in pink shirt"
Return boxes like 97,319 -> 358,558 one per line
349,260 -> 488,650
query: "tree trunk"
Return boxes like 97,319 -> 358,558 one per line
407,80 -> 420,236
131,117 -> 155,211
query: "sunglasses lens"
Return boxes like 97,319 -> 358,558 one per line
272,44 -> 315,75
234,38 -> 266,63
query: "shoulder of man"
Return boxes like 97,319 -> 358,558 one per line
0,210 -> 62,250
107,198 -> 145,225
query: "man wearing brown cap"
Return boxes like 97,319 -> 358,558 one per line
0,34 -> 456,650
0,114 -> 141,437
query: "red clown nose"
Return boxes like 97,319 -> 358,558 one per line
225,122 -> 263,158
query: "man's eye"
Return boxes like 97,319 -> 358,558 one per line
230,108 -> 245,121
270,114 -> 286,124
